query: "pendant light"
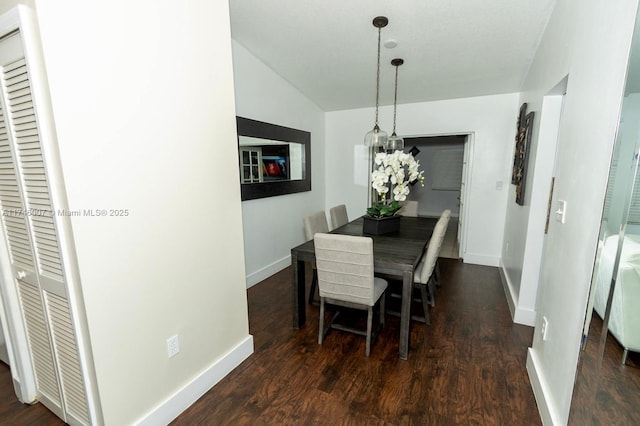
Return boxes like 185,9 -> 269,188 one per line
364,16 -> 388,147
385,58 -> 404,151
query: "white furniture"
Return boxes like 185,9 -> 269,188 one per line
303,211 -> 330,304
329,204 -> 349,230
314,233 -> 387,356
399,200 -> 419,217
593,233 -> 640,364
412,214 -> 449,323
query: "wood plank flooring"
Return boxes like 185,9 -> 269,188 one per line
569,310 -> 640,425
172,258 -> 540,425
0,258 -> 541,425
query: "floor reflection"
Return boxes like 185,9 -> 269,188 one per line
570,311 -> 640,425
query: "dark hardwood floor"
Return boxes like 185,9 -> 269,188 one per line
0,258 -> 541,425
569,310 -> 640,425
0,363 -> 64,425
172,258 -> 540,425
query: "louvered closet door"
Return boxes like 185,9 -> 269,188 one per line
0,32 -> 89,425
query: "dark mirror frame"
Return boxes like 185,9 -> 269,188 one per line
236,117 -> 311,201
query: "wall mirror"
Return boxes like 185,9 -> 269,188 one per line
236,117 -> 311,201
569,7 -> 640,424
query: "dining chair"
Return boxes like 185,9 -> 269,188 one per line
303,211 -> 330,304
399,200 -> 419,217
412,215 -> 449,323
329,204 -> 349,230
434,209 -> 451,287
314,233 -> 388,356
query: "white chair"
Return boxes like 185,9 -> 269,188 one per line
303,211 -> 329,304
314,233 -> 387,356
329,204 -> 349,230
434,209 -> 451,287
399,200 -> 419,217
412,216 -> 449,324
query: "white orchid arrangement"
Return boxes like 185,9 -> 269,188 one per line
367,150 -> 425,218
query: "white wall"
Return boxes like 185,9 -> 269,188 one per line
502,89 -> 565,327
33,1 -> 252,424
518,0 -> 640,424
231,41 -> 326,286
326,93 -> 518,266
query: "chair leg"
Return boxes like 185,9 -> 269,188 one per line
308,268 -> 319,304
318,297 -> 325,345
434,260 -> 441,287
419,284 -> 431,325
366,306 -> 373,357
427,276 -> 436,307
380,291 -> 386,327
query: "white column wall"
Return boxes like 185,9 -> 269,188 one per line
231,41 -> 326,287
33,1 -> 251,424
326,93 -> 519,266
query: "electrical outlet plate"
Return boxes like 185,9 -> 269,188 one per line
541,317 -> 549,341
167,335 -> 179,358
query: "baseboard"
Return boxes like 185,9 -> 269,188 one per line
499,264 -> 516,320
527,349 -> 561,426
499,261 -> 536,326
514,306 -> 536,326
421,211 -> 460,219
462,252 -> 500,267
135,335 -> 254,426
245,256 -> 291,288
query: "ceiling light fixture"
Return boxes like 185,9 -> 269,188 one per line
385,58 -> 404,151
364,16 -> 388,147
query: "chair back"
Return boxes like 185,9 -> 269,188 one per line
329,204 -> 349,229
440,209 -> 451,224
314,233 -> 376,306
438,209 -> 452,242
303,211 -> 329,241
400,200 -> 419,217
416,217 -> 449,284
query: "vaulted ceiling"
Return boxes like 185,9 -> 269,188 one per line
229,0 -> 557,111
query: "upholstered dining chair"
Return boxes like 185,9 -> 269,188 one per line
314,233 -> 388,356
329,204 -> 349,230
399,200 -> 419,217
303,211 -> 330,304
433,209 -> 451,287
412,215 -> 449,324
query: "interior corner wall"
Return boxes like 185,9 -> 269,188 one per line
518,0 -> 640,424
501,91 -> 565,328
325,93 -> 518,266
231,41 -> 326,287
33,1 -> 251,424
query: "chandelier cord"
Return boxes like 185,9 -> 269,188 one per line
392,64 -> 399,134
375,26 -> 382,127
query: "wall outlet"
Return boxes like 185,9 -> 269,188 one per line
541,317 -> 549,341
167,335 -> 180,358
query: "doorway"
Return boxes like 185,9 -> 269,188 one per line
404,134 -> 471,259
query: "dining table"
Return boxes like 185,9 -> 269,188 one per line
290,215 -> 437,360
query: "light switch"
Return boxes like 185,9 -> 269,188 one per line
496,181 -> 503,190
555,200 -> 567,223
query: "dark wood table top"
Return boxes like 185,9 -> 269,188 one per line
291,216 -> 436,273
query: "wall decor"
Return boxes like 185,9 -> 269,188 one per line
513,110 -> 535,205
511,102 -> 528,184
236,117 -> 311,201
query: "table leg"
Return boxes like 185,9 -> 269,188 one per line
399,269 -> 413,360
292,253 -> 306,328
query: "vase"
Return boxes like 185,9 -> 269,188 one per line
363,215 -> 401,235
